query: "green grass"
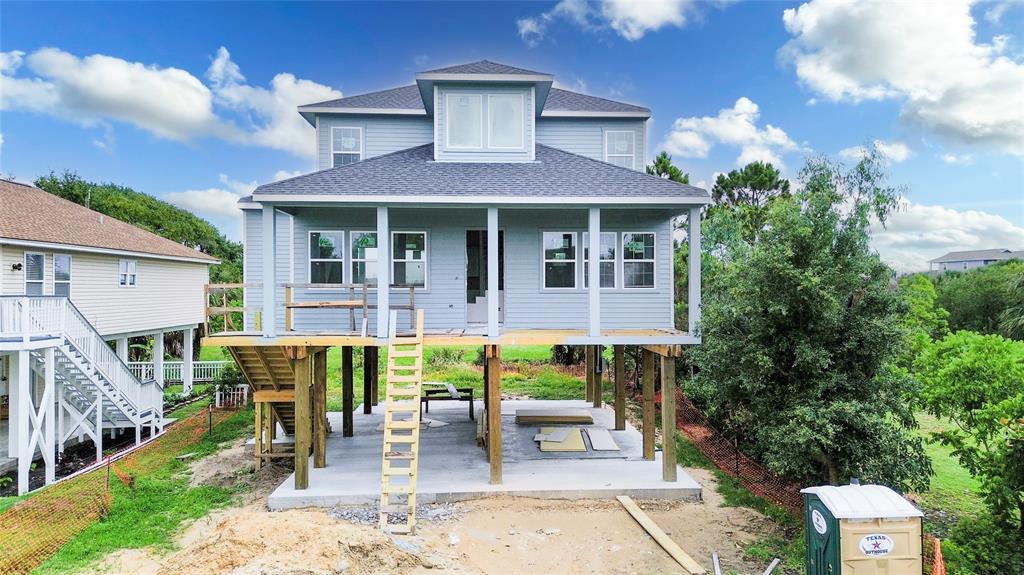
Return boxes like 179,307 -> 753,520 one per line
35,408 -> 254,574
914,412 -> 985,533
198,346 -> 229,361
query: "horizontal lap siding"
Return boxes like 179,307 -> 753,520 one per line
243,209 -> 293,332
317,115 -> 433,170
536,117 -> 647,169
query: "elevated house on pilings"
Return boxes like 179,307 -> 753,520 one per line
0,180 -> 218,494
206,60 -> 707,496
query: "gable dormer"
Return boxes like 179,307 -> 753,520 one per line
415,61 -> 553,162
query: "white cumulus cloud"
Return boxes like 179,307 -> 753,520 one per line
780,0 -> 1024,156
518,0 -> 700,45
164,174 -> 256,220
938,153 -> 975,165
839,140 -> 911,164
871,199 -> 1024,272
658,97 -> 799,170
273,169 -> 303,181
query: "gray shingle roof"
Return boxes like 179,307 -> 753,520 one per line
253,144 -> 708,201
303,85 -> 423,110
545,88 -> 650,114
420,60 -> 548,76
930,249 -> 1018,263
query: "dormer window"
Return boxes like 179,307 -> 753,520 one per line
488,94 -> 524,149
446,94 -> 483,148
332,127 -> 363,167
443,91 -> 527,153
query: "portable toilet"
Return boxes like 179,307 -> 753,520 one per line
802,484 -> 924,575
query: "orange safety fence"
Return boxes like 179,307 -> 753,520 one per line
0,407 -> 240,574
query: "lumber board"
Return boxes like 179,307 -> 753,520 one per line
616,495 -> 706,574
515,409 -> 593,425
253,390 -> 294,403
585,428 -> 620,451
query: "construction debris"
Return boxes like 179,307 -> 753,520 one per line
617,495 -> 707,574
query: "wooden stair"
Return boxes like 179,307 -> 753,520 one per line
379,309 -> 425,535
227,346 -> 297,434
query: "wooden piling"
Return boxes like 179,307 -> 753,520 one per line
614,345 -> 626,430
313,350 -> 327,468
370,346 -> 380,406
585,345 -> 594,402
363,346 -> 373,414
486,345 -> 502,484
593,345 -> 603,409
254,401 -> 263,471
660,354 -> 677,481
293,354 -> 312,489
342,346 -> 354,437
642,349 -> 656,461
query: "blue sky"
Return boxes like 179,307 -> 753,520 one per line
1,0 -> 1022,271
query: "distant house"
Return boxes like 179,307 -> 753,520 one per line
0,179 -> 218,494
928,248 -> 1020,272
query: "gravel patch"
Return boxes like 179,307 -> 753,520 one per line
330,502 -> 466,526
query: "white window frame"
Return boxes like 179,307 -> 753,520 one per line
582,232 -> 618,290
486,93 -> 525,150
54,254 -> 72,298
541,231 -> 578,290
391,230 -> 429,290
307,230 -> 344,287
349,230 -> 378,288
604,130 -> 636,170
24,252 -> 45,295
331,126 -> 363,167
445,93 -> 484,150
118,258 -> 137,288
621,231 -> 657,289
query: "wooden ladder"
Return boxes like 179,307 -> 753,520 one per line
379,308 -> 425,534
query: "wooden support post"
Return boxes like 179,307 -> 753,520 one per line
486,345 -> 502,484
370,346 -> 380,406
342,346 -> 354,438
593,345 -> 602,409
363,347 -> 373,414
313,350 -> 327,468
614,345 -> 626,431
642,349 -> 656,461
483,346 -> 490,412
660,354 -> 677,482
584,345 -> 594,402
254,401 -> 264,471
293,355 -> 312,489
284,286 -> 294,331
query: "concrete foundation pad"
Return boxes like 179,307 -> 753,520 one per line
268,400 -> 701,510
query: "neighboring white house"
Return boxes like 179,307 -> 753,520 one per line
928,248 -> 1020,272
0,179 -> 218,494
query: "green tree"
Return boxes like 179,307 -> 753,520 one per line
646,151 -> 689,184
709,161 -> 791,242
689,152 -> 931,490
1000,270 -> 1024,340
933,260 -> 1024,336
897,274 -> 950,367
917,331 -> 1024,536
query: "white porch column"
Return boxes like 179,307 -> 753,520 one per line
182,326 -> 195,396
115,337 -> 129,362
588,207 -> 601,337
261,204 -> 278,337
688,207 -> 702,335
153,331 -> 165,388
7,352 -> 20,462
487,207 -> 500,339
376,207 -> 390,339
16,350 -> 29,494
43,347 -> 55,485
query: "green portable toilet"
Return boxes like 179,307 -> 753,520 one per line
802,484 -> 924,575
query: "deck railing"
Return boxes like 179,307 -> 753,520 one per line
128,360 -> 230,383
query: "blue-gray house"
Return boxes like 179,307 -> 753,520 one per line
207,61 -> 709,490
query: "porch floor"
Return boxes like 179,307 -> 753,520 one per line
267,400 -> 701,510
0,420 -> 13,474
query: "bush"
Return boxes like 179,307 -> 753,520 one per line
428,347 -> 465,367
943,515 -> 1023,575
214,363 -> 245,388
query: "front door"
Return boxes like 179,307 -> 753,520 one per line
466,230 -> 504,325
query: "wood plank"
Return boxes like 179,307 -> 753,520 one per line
642,349 -> 656,461
614,345 -> 626,430
487,345 -> 502,485
252,347 -> 280,391
293,354 -> 312,490
514,409 -> 593,425
617,495 -> 706,574
253,390 -> 295,403
343,346 -> 353,438
661,355 -> 677,482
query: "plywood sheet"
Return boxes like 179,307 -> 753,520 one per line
533,428 -> 572,443
538,427 -> 587,452
515,409 -> 593,425
585,428 -> 620,451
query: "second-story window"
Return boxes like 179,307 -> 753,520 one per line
54,254 -> 72,297
118,259 -> 137,287
332,127 -> 362,167
605,130 -> 635,169
24,252 -> 44,295
446,94 -> 483,149
309,231 -> 343,284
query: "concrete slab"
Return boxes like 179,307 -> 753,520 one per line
268,400 -> 701,510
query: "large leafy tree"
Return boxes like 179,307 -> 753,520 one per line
897,274 -> 950,367
646,151 -> 689,184
933,260 -> 1024,337
689,153 -> 931,491
1000,270 -> 1024,340
709,161 -> 791,243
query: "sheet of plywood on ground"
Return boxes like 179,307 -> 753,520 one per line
537,427 -> 586,452
515,409 -> 593,425
585,428 -> 620,451
617,495 -> 707,574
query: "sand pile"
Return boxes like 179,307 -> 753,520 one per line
156,509 -> 421,575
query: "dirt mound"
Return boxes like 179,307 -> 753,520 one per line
156,509 -> 420,575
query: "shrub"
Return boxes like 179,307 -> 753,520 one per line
943,515 -> 1023,575
428,347 -> 465,367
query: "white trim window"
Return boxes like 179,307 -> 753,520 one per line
392,231 -> 427,288
583,232 -> 617,289
487,93 -> 524,149
350,231 -> 378,286
542,232 -> 577,289
605,130 -> 636,170
54,254 -> 72,298
622,232 -> 656,288
331,126 -> 363,167
24,252 -> 44,295
446,93 -> 483,149
118,259 -> 137,287
308,231 -> 343,284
